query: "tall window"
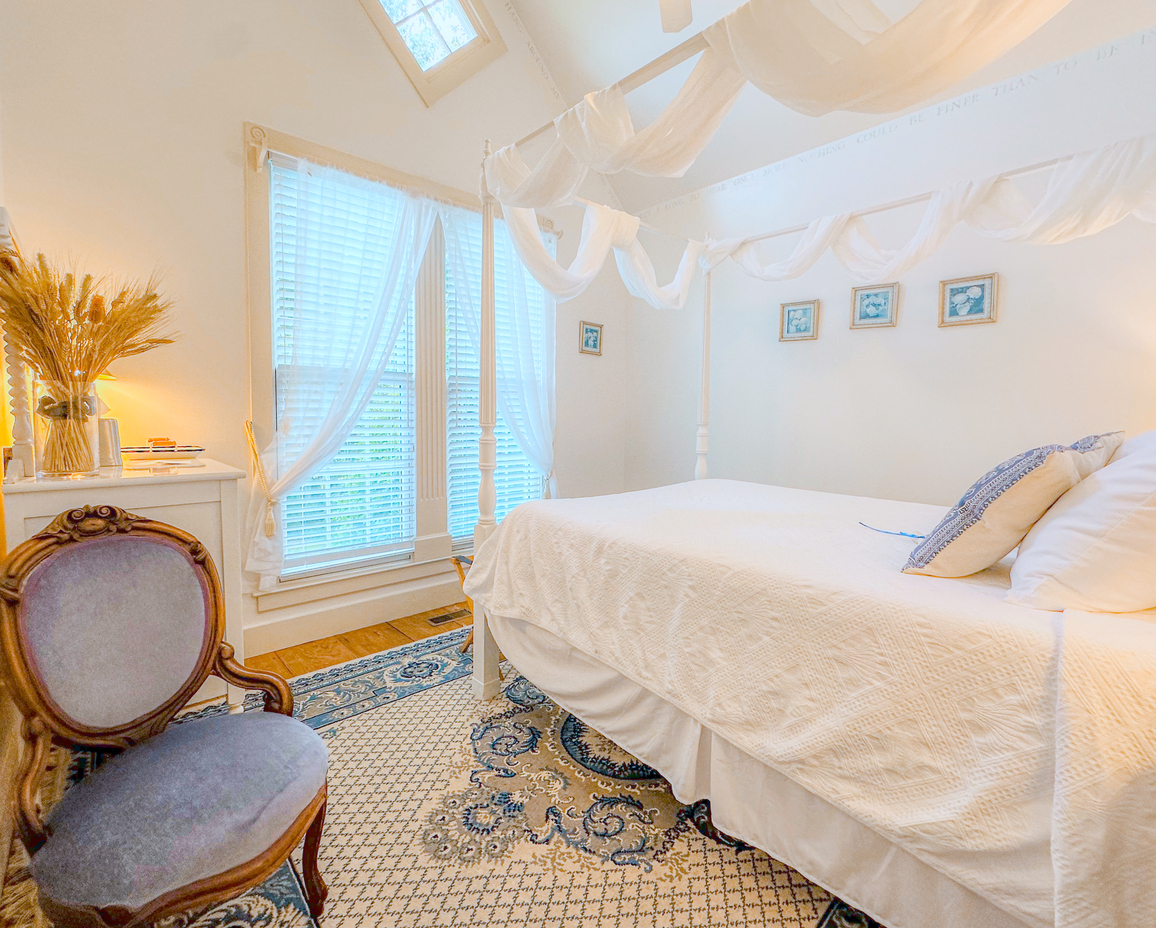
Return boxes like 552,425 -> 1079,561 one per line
269,156 -> 548,575
445,215 -> 551,542
270,159 -> 417,573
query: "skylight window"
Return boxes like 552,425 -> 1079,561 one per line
380,0 -> 478,71
357,0 -> 506,106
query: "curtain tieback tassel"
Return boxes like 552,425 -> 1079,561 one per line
245,420 -> 279,539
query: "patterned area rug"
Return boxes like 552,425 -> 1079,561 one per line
1,628 -> 881,928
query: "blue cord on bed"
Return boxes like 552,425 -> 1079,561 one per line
859,522 -> 927,540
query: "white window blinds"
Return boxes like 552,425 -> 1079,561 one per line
270,158 -> 418,572
445,212 -> 552,541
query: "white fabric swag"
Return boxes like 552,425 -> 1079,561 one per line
702,134 -> 1156,285
246,161 -> 437,589
485,44 -> 746,210
441,206 -> 559,497
708,0 -> 1075,118
485,0 -> 1074,213
484,0 -> 1073,308
505,201 -> 704,310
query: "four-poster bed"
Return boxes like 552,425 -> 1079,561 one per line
464,3 -> 1156,927
464,477 -> 1156,928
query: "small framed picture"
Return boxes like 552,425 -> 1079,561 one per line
579,320 -> 603,355
780,300 -> 819,341
940,274 -> 997,326
850,283 -> 899,328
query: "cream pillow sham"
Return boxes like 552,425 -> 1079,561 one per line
1008,430 -> 1156,612
904,432 -> 1123,578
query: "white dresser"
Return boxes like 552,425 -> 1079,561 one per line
2,458 -> 248,706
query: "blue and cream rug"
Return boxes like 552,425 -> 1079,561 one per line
1,628 -> 879,928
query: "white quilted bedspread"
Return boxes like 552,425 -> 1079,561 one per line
465,480 -> 1156,928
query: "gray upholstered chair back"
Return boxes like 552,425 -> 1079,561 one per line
0,506 -> 222,746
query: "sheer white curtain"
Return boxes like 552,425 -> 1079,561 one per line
483,45 -> 745,209
701,134 -> 1156,286
481,0 -> 1073,305
441,206 -> 559,496
246,160 -> 438,589
709,0 -> 1074,117
830,177 -> 1002,282
485,0 -> 1073,212
552,44 -> 746,178
503,203 -> 639,301
835,134 -> 1156,283
969,133 -> 1156,242
506,201 -> 704,310
701,214 -> 852,277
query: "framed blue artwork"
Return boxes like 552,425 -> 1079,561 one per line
850,283 -> 899,328
580,320 -> 603,355
940,274 -> 997,326
780,300 -> 819,341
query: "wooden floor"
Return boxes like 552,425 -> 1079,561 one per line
245,602 -> 472,678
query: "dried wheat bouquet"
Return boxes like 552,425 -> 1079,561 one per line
0,249 -> 176,389
0,249 -> 177,474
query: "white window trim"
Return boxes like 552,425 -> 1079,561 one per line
245,124 -> 481,604
243,124 -> 552,606
355,0 -> 508,107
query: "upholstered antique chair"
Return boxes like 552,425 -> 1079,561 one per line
0,506 -> 328,927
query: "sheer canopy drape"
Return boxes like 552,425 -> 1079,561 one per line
485,0 -> 1075,212
505,201 -> 704,310
246,161 -> 437,589
699,134 -> 1156,285
483,0 -> 1074,307
441,206 -> 558,496
708,0 -> 1075,117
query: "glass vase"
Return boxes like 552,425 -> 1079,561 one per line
33,380 -> 100,479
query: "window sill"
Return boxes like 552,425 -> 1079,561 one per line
255,533 -> 461,612
280,548 -> 414,584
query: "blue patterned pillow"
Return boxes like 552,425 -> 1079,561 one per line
904,432 -> 1123,578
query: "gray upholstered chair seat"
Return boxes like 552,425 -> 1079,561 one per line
32,711 -> 327,913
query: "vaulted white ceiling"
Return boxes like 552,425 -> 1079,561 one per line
506,0 -> 1156,214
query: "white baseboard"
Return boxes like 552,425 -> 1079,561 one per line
242,566 -> 462,656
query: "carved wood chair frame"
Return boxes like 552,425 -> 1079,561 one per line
0,505 -> 327,928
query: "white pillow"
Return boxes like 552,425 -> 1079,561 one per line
903,432 -> 1123,578
1008,430 -> 1156,612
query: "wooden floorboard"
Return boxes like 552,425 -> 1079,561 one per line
339,622 -> 413,657
276,637 -> 360,676
244,651 -> 292,677
248,601 -> 471,678
390,608 -> 470,642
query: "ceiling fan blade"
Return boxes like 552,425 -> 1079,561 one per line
660,0 -> 693,33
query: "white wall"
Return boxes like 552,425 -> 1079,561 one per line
625,27 -> 1156,506
0,0 -> 629,647
552,263 -> 629,498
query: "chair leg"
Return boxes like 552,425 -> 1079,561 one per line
302,799 -> 328,918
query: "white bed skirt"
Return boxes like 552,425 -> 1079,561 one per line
488,612 -> 1038,928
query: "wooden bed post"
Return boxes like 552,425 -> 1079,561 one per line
695,268 -> 712,480
473,141 -> 502,700
474,140 -> 498,553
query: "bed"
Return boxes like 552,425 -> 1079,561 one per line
463,479 -> 1156,928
